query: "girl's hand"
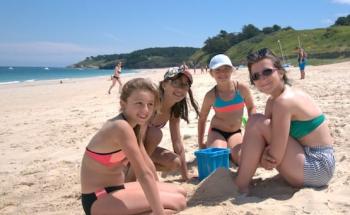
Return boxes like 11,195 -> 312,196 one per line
260,146 -> 277,170
180,172 -> 197,182
199,143 -> 206,149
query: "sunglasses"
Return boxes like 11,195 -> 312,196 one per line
170,79 -> 190,89
251,68 -> 277,81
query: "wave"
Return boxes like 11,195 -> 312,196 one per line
24,79 -> 36,82
0,81 -> 20,85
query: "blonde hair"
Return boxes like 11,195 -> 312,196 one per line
119,78 -> 160,144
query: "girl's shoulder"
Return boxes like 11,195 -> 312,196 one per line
274,87 -> 303,107
236,81 -> 250,91
205,86 -> 217,97
104,114 -> 133,134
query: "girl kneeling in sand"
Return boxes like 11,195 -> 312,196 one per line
80,78 -> 186,215
235,48 -> 335,193
127,67 -> 199,182
197,54 -> 256,164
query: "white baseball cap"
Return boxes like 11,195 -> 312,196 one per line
209,54 -> 233,70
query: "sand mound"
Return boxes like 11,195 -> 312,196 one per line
188,168 -> 238,206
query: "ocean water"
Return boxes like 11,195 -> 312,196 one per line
0,67 -> 138,85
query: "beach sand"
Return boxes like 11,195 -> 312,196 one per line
0,63 -> 349,214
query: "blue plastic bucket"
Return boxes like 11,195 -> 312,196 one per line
194,148 -> 230,181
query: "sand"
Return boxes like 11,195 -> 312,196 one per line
0,63 -> 349,214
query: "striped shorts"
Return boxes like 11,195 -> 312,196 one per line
304,145 -> 335,187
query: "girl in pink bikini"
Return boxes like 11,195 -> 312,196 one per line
81,78 -> 186,215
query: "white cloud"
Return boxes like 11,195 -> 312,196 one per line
0,41 -> 113,66
334,13 -> 349,17
163,26 -> 188,36
0,41 -> 97,55
332,0 -> 350,5
104,33 -> 121,42
322,18 -> 334,25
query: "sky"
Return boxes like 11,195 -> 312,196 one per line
0,0 -> 350,67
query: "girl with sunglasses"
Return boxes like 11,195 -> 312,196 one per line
81,78 -> 186,215
127,67 -> 200,181
197,54 -> 256,164
235,48 -> 335,193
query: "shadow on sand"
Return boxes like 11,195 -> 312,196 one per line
187,168 -> 300,207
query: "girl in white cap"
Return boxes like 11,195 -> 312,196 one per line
198,54 -> 256,164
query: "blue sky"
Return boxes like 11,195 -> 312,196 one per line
0,0 -> 350,67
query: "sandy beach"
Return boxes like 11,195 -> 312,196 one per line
1,62 -> 350,215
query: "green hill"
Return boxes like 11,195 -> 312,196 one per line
191,26 -> 350,66
72,47 -> 198,69
73,16 -> 350,69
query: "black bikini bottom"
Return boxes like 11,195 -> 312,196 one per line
81,185 -> 125,215
211,127 -> 241,140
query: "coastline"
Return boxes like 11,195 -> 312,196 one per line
1,64 -> 350,214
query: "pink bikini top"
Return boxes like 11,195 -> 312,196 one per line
85,147 -> 128,167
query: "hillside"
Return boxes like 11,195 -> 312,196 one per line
73,26 -> 350,69
191,26 -> 350,66
72,47 -> 198,69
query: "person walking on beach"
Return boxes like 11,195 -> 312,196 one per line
127,67 -> 199,182
197,54 -> 256,165
235,48 -> 335,194
81,78 -> 186,215
297,48 -> 307,79
108,62 -> 123,94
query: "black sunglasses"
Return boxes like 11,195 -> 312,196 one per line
251,68 -> 276,81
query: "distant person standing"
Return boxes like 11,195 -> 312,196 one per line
108,62 -> 123,94
297,48 -> 308,80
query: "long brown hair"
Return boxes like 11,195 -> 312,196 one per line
159,73 -> 199,123
120,78 -> 160,144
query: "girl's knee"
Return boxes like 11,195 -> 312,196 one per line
168,157 -> 181,170
171,194 -> 186,211
246,114 -> 269,131
176,186 -> 187,197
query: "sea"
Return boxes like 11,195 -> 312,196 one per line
0,66 -> 139,85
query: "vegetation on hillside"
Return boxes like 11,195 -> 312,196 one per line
73,47 -> 198,69
73,14 -> 350,69
190,23 -> 350,67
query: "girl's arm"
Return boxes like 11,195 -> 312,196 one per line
169,117 -> 189,181
197,90 -> 214,148
267,98 -> 292,165
264,98 -> 273,118
116,122 -> 164,214
239,82 -> 256,116
140,124 -> 159,181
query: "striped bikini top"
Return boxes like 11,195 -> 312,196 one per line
213,82 -> 245,113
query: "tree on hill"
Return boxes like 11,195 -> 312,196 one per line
202,24 -> 286,54
334,14 -> 350,26
262,24 -> 282,34
203,30 -> 232,53
240,24 -> 261,39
